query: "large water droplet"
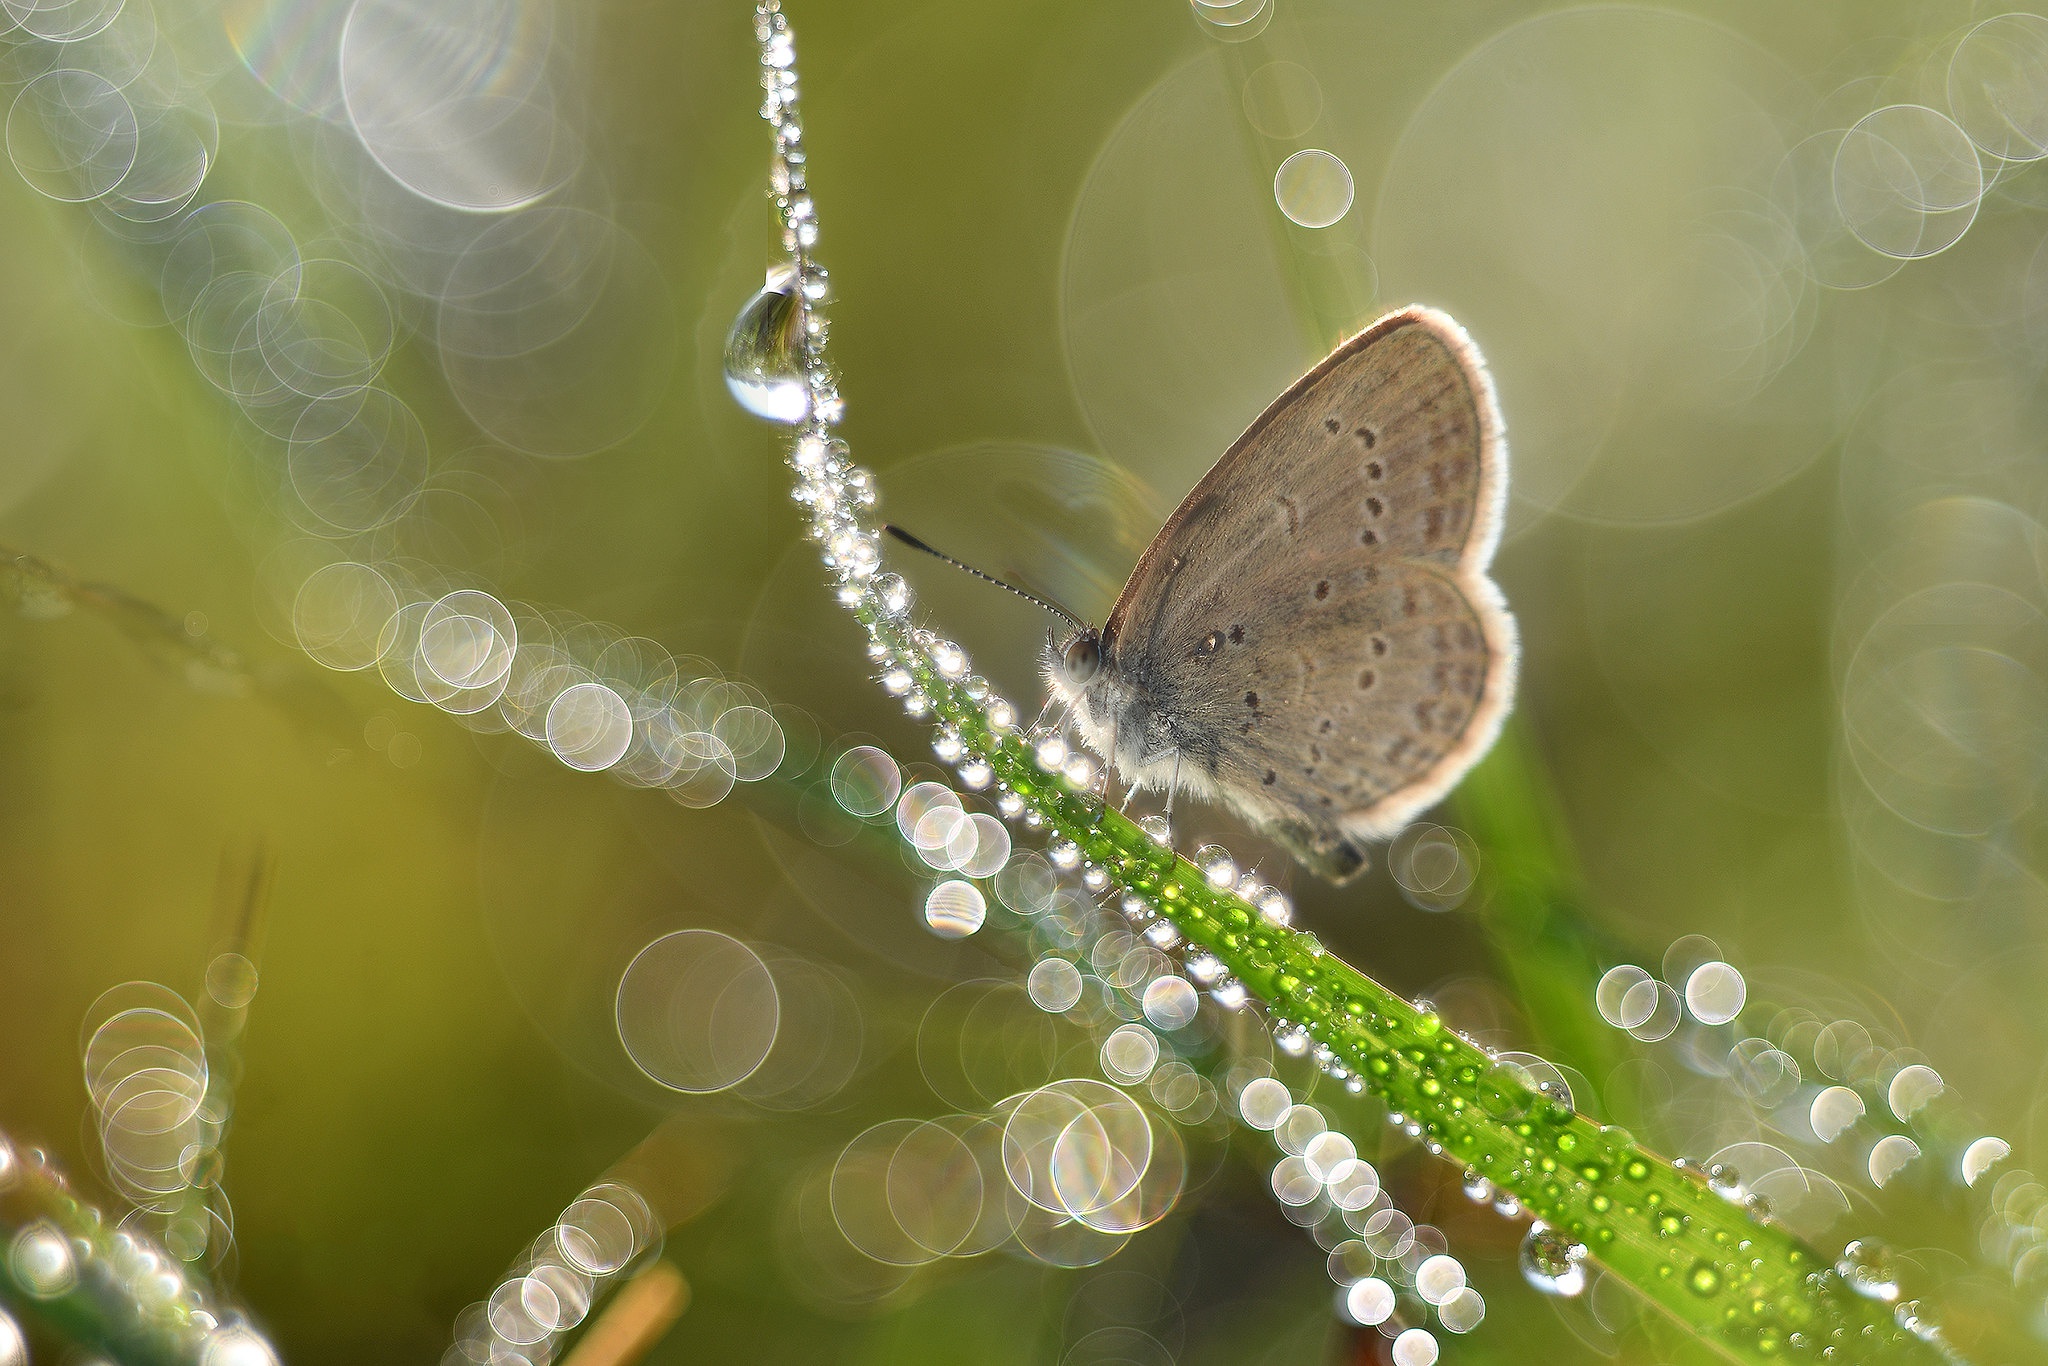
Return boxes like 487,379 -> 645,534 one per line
1519,1224 -> 1587,1296
724,266 -> 809,422
1836,1238 -> 1900,1302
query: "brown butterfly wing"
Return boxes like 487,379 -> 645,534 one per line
1102,306 -> 1516,878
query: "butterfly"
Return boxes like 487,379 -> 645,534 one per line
1044,305 -> 1516,882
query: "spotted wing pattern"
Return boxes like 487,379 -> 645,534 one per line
1102,307 -> 1515,879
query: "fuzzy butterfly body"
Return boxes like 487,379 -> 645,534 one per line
1048,306 -> 1516,882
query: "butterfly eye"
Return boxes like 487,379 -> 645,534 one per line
1063,636 -> 1102,684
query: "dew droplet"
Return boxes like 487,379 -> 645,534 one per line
9,1222 -> 76,1298
723,267 -> 810,422
1519,1224 -> 1587,1296
1196,844 -> 1236,888
1687,1258 -> 1722,1296
1836,1238 -> 1900,1302
872,573 -> 910,616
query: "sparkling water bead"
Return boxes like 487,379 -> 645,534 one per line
1836,1238 -> 1900,1301
873,573 -> 910,616
1519,1224 -> 1587,1296
1687,1258 -> 1722,1297
724,267 -> 810,422
1196,844 -> 1236,888
9,1222 -> 77,1298
1143,920 -> 1181,949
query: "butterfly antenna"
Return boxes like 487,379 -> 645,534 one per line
882,525 -> 1090,635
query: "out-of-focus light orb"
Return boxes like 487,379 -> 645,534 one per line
1388,823 -> 1478,909
1683,961 -> 1745,1025
1596,965 -> 1653,1027
1439,1286 -> 1486,1333
1100,1023 -> 1160,1084
829,745 -> 901,818
1962,1136 -> 2011,1187
1811,1086 -> 1864,1142
10,1222 -> 76,1298
1270,1155 -> 1321,1207
1887,1064 -> 1943,1120
292,561 -> 398,671
958,814 -> 1011,878
1273,149 -> 1353,228
205,952 -> 260,1010
1140,975 -> 1198,1030
1276,1103 -> 1326,1156
1345,1276 -> 1395,1325
1027,957 -> 1083,1013
489,1275 -> 553,1345
923,879 -> 986,938
199,1326 -> 280,1366
0,1309 -> 23,1366
1624,980 -> 1683,1041
1414,1254 -> 1466,1305
1326,1158 -> 1380,1211
1392,1327 -> 1440,1366
1833,104 -> 1983,260
912,804 -> 974,870
1301,1130 -> 1355,1182
419,591 -> 516,690
1947,14 -> 2048,160
531,1263 -> 592,1330
1869,1134 -> 1921,1188
557,1196 -> 639,1276
712,704 -> 785,781
546,681 -> 633,771
896,781 -> 961,843
1238,1076 -> 1290,1130
615,929 -> 780,1093
1241,60 -> 1322,139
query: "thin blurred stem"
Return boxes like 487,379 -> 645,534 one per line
558,1263 -> 690,1366
0,542 -> 251,696
1451,719 -> 1637,1081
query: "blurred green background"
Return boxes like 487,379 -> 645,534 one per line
3,0 -> 2048,1361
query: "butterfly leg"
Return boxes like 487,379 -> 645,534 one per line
1106,710 -> 1128,810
